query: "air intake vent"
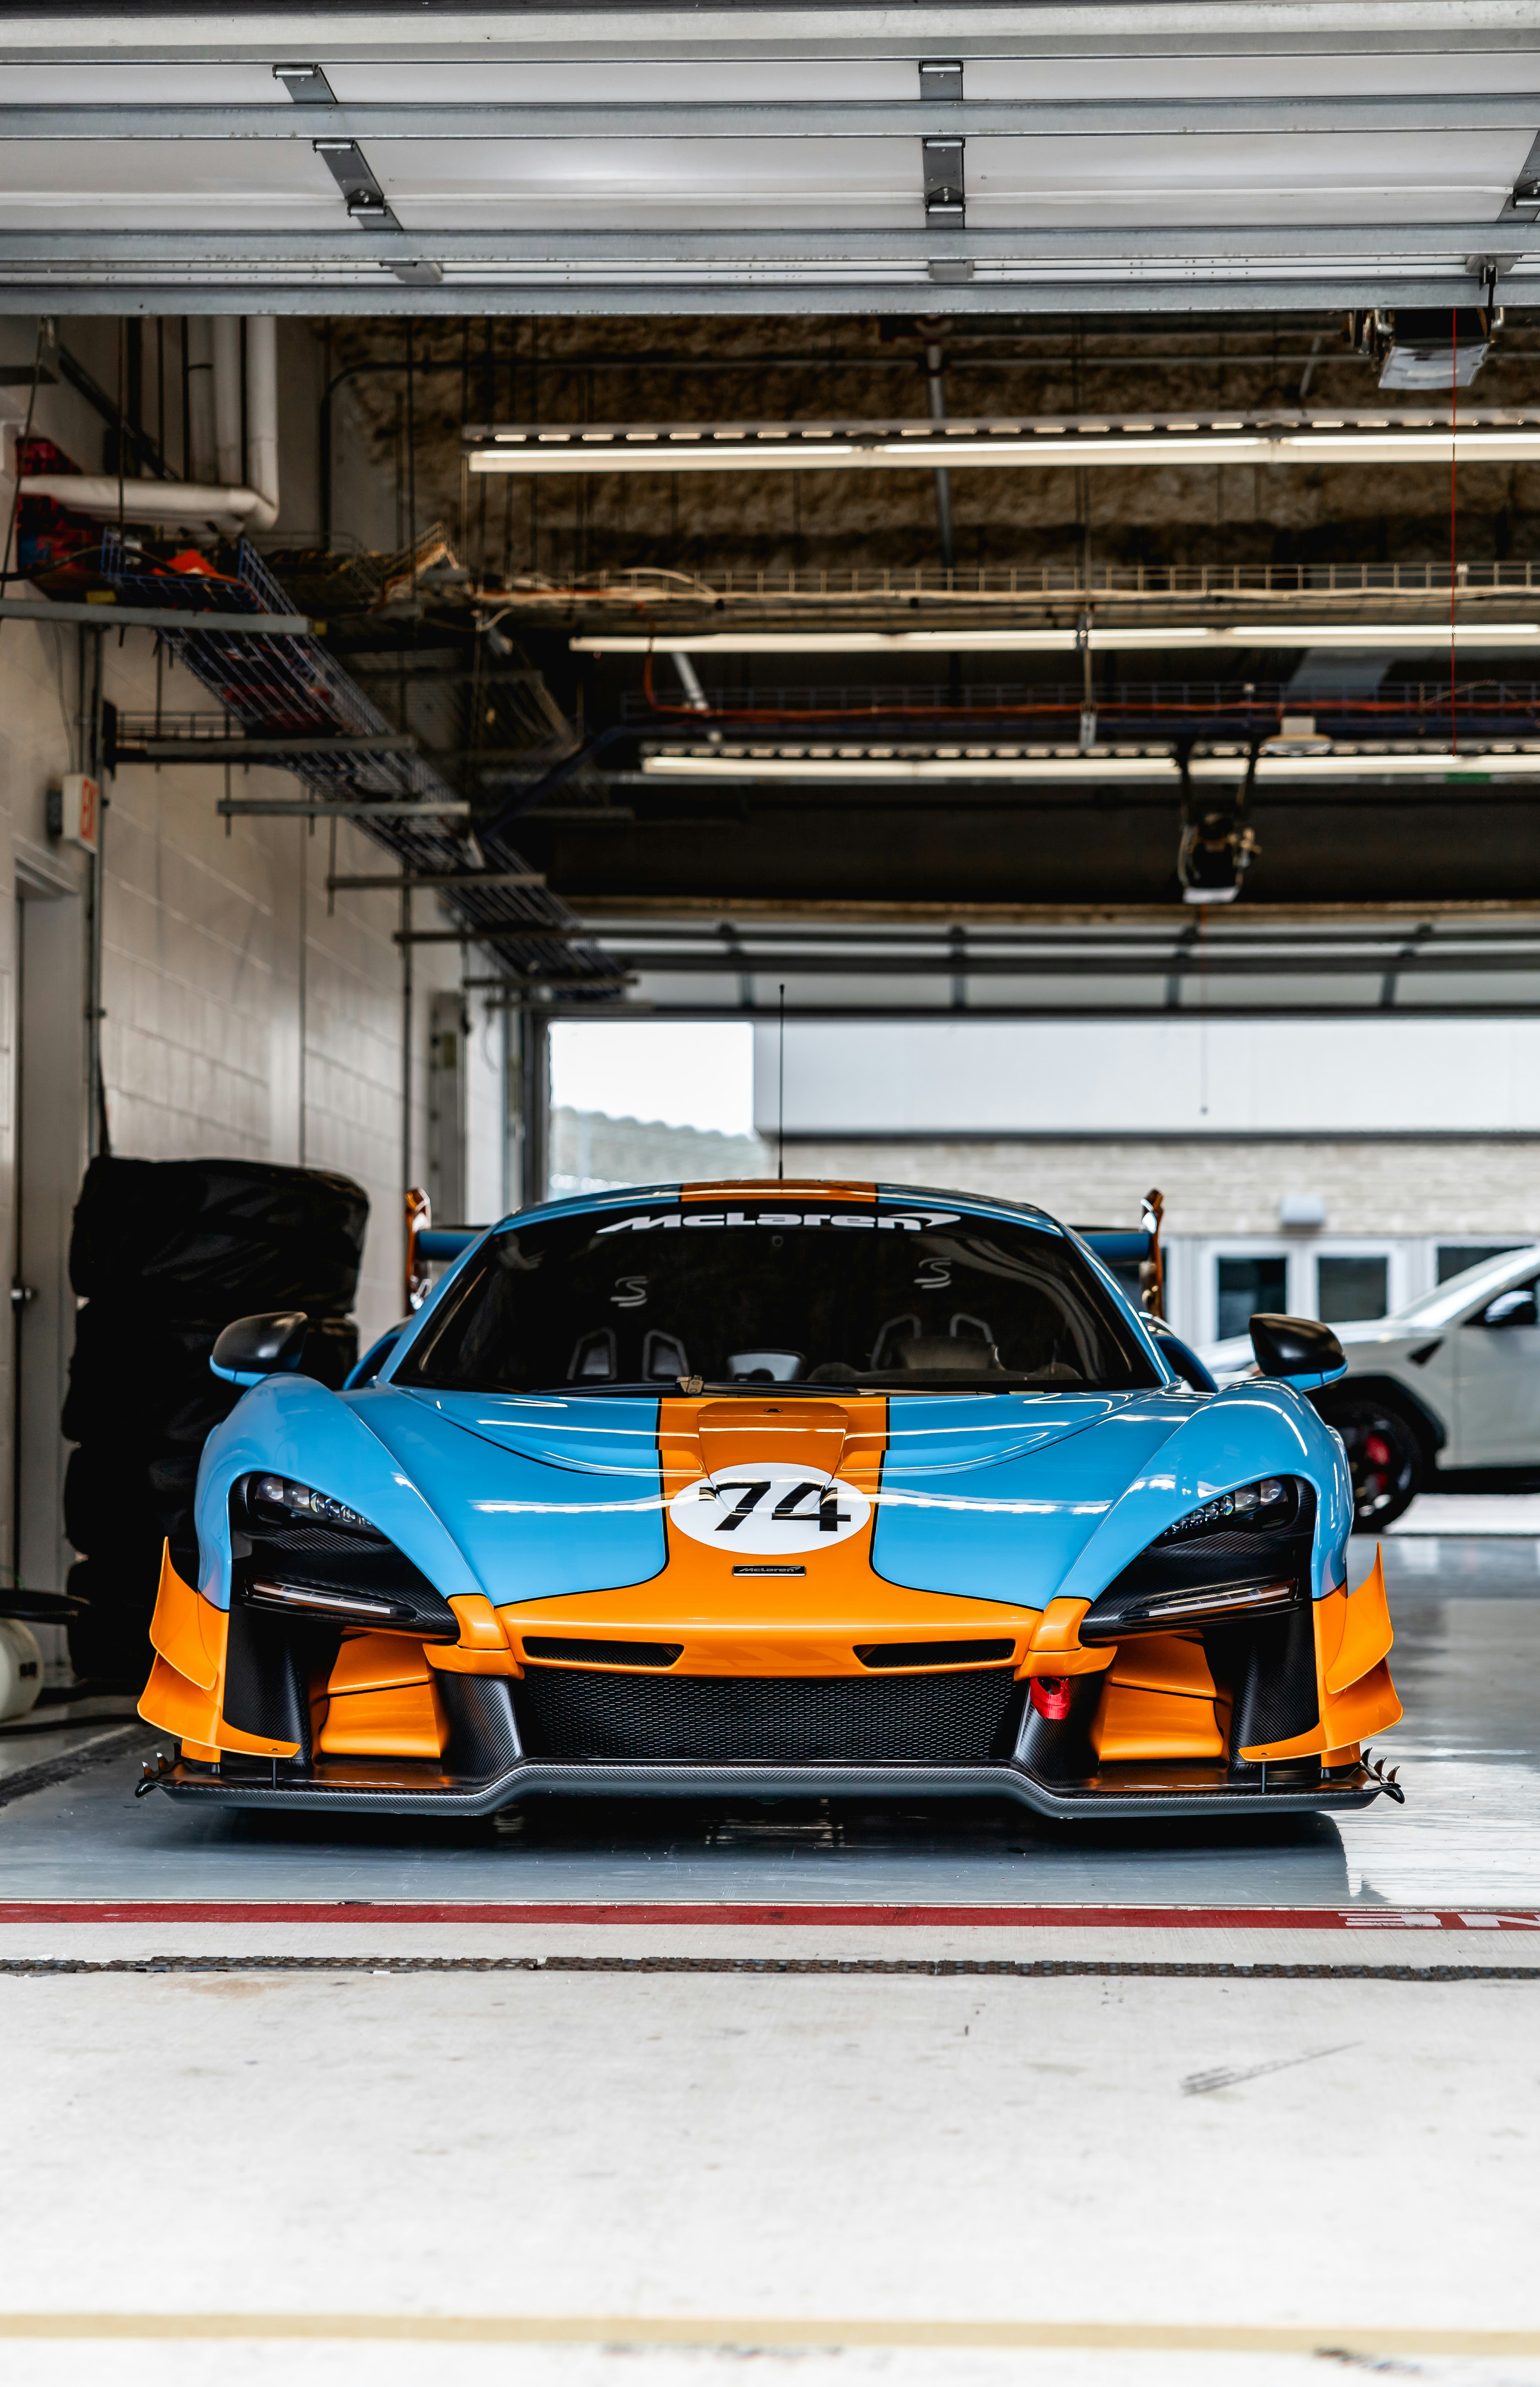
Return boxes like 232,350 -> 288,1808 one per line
521,1636 -> 683,1669
854,1639 -> 1016,1669
514,1668 -> 1021,1766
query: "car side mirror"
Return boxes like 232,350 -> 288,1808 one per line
1479,1287 -> 1539,1329
1248,1311 -> 1347,1389
211,1311 -> 308,1387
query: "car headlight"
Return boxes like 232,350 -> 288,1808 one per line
229,1473 -> 457,1639
1154,1475 -> 1294,1543
1079,1475 -> 1313,1642
236,1474 -> 378,1535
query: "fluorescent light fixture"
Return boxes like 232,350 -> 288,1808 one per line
575,623 -> 1540,656
468,411 -> 1540,479
640,746 -> 1540,784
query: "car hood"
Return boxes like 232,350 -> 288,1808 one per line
870,1383 -> 1345,1604
193,1374 -> 1346,1615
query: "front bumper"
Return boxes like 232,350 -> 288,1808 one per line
142,1748 -> 1387,1821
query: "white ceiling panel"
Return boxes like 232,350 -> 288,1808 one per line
375,138 -> 920,230
1,7 -> 1538,307
328,48 -> 1540,104
966,131 -> 1529,227
0,63 -> 287,102
967,49 -> 1540,100
0,140 -> 341,229
329,59 -> 917,102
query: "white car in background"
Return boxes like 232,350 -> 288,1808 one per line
1202,1245 -> 1540,1530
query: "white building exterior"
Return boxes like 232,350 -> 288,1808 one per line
754,1016 -> 1540,1346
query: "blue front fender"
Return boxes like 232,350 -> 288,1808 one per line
1048,1382 -> 1355,1609
192,1375 -> 493,1614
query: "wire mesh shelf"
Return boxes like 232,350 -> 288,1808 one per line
97,534 -> 620,993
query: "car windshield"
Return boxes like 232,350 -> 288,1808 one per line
392,1197 -> 1161,1395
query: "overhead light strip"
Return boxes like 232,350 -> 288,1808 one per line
574,624 -> 1540,655
639,746 -> 1540,783
468,413 -> 1540,477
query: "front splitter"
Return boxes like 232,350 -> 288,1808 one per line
145,1755 -> 1384,1822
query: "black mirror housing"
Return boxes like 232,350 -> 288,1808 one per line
1248,1312 -> 1347,1387
1481,1288 -> 1539,1330
211,1311 -> 308,1386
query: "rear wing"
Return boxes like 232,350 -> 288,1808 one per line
404,1188 -> 487,1311
1073,1191 -> 1165,1316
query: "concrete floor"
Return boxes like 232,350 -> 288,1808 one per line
0,1536 -> 1532,1911
1,1532 -> 1537,2383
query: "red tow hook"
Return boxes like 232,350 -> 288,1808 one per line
1029,1675 -> 1073,1721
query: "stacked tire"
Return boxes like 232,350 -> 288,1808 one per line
63,1157 -> 369,1687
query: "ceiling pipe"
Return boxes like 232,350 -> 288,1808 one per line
211,315 -> 243,488
185,316 -> 215,482
242,316 -> 280,530
20,315 -> 280,536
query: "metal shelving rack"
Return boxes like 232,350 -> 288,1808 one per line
97,533 -> 621,996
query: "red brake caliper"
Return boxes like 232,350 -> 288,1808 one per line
1363,1431 -> 1392,1489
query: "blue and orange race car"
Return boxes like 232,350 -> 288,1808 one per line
139,1181 -> 1402,1820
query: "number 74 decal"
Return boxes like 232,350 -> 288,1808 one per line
712,1480 -> 850,1534
669,1465 -> 872,1554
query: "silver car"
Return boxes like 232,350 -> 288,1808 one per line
1202,1246 -> 1540,1529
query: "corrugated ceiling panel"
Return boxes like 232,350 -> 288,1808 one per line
375,137 -> 920,230
0,140 -> 341,227
965,131 -> 1528,227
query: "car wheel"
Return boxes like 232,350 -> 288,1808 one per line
1315,1394 -> 1423,1531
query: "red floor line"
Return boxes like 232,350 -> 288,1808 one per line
0,1902 -> 1536,1929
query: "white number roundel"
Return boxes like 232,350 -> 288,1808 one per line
669,1463 -> 871,1555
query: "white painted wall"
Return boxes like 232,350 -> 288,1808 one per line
0,311 -> 505,1599
754,1017 -> 1540,1139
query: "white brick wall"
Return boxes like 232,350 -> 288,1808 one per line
92,696 -> 475,1341
781,1136 -> 1540,1243
0,314 -> 506,1587
783,1134 -> 1540,1343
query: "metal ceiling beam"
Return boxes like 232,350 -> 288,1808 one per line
0,279 -> 1515,320
0,224 -> 1533,261
0,16 -> 1526,59
4,97 -> 1539,137
600,944 -> 1540,976
588,778 -> 1540,810
600,920 -> 1540,950
397,917 -> 1540,973
510,996 -> 1540,1022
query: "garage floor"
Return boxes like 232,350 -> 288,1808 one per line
2,1532 -> 1537,2383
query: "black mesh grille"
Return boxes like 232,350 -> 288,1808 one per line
855,1638 -> 1015,1670
513,1667 -> 1022,1766
523,1637 -> 683,1668
256,1522 -> 388,1553
1155,1526 -> 1299,1558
